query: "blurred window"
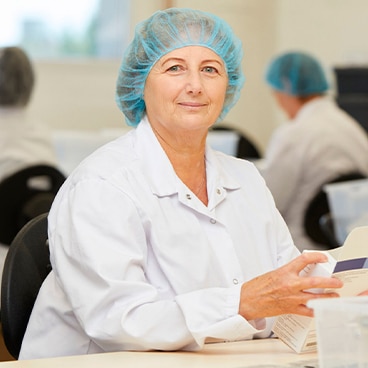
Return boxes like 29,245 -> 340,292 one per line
0,0 -> 130,60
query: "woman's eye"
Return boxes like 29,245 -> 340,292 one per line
203,66 -> 217,73
167,65 -> 181,72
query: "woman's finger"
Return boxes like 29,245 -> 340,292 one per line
283,251 -> 330,274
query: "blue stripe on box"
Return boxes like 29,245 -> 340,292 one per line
333,257 -> 368,273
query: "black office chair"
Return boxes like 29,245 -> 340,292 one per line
211,125 -> 261,160
1,212 -> 51,359
319,212 -> 339,248
0,164 -> 65,245
304,172 -> 366,249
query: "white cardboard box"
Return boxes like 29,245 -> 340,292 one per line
272,226 -> 368,353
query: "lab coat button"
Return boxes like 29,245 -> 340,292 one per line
233,278 -> 239,285
216,188 -> 221,195
210,218 -> 216,224
186,194 -> 192,200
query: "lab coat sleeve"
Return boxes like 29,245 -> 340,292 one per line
49,178 -> 263,353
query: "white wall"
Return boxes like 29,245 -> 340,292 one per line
28,0 -> 368,154
276,0 -> 368,66
29,60 -> 123,130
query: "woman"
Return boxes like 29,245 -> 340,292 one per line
19,8 -> 342,359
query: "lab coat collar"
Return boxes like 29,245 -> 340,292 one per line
134,117 -> 240,199
0,106 -> 27,125
295,96 -> 331,122
135,117 -> 177,197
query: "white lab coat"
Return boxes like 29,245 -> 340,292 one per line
0,107 -> 58,182
20,117 -> 299,359
260,97 -> 368,251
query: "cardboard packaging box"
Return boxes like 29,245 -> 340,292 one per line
272,226 -> 368,353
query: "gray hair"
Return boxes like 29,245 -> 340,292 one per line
0,47 -> 35,107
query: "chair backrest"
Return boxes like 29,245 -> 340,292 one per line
0,164 -> 65,245
304,172 -> 367,248
211,125 -> 261,159
1,212 -> 51,359
318,212 -> 340,248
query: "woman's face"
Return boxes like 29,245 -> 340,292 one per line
272,91 -> 302,119
144,46 -> 228,133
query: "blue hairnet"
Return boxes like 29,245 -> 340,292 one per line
116,8 -> 245,126
265,51 -> 329,96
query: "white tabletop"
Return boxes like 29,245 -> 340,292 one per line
0,338 -> 318,367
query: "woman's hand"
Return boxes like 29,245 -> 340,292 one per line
238,252 -> 343,320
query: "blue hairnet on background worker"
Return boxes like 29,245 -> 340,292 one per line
265,51 -> 328,96
260,51 -> 368,251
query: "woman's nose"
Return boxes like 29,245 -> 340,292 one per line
185,71 -> 203,95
